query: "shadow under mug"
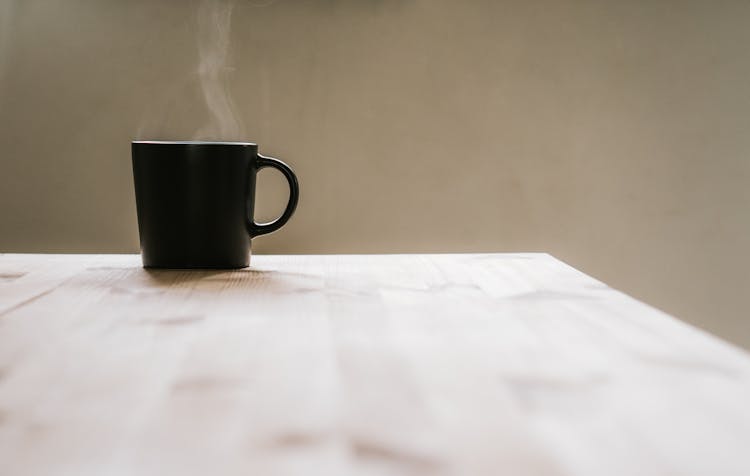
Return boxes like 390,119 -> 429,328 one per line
131,141 -> 299,269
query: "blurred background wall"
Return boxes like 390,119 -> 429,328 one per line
0,0 -> 748,348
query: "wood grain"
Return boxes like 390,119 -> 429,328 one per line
0,253 -> 748,476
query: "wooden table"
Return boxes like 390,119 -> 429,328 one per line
0,253 -> 748,475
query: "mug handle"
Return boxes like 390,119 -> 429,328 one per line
248,153 -> 299,237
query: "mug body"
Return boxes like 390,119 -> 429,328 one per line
132,141 -> 257,269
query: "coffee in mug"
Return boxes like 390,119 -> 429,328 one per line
131,141 -> 299,269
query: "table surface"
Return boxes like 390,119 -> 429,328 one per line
0,253 -> 748,476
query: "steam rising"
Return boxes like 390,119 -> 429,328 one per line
195,0 -> 243,140
136,0 -> 245,141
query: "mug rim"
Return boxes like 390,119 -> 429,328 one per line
133,140 -> 256,146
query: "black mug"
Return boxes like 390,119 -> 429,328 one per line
131,141 -> 299,269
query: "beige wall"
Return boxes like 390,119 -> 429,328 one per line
1,0 -> 749,348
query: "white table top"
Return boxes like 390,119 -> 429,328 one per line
0,253 -> 748,475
